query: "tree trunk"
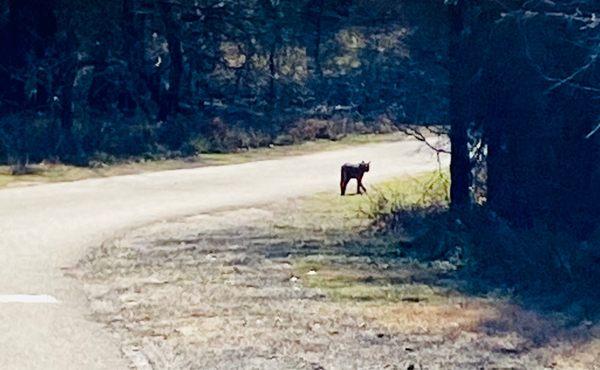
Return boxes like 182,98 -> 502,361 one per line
158,1 -> 183,123
262,0 -> 281,131
5,0 -> 57,167
58,62 -> 77,160
448,0 -> 471,207
122,0 -> 157,118
313,0 -> 324,79
268,43 -> 277,110
52,28 -> 79,161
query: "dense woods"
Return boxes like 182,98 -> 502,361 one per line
0,1 -> 598,238
0,0 -> 448,165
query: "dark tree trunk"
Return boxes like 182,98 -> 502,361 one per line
6,0 -> 57,110
313,0 -> 324,79
262,0 -> 281,130
268,43 -> 277,111
4,0 -> 57,167
481,5 -> 600,238
58,69 -> 76,157
57,43 -> 78,160
55,30 -> 78,161
122,0 -> 155,118
158,1 -> 183,123
3,0 -> 26,109
8,0 -> 57,62
448,0 -> 471,207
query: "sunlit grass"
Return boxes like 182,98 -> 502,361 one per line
288,173 -> 452,304
296,169 -> 449,224
295,257 -> 445,303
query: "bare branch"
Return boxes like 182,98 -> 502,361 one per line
516,15 -> 600,94
545,54 -> 598,94
585,121 -> 600,139
397,125 -> 451,155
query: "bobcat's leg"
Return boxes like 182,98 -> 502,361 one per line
340,178 -> 348,196
357,175 -> 367,195
340,168 -> 346,196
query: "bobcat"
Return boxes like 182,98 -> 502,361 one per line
340,161 -> 370,196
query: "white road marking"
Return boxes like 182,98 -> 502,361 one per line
0,294 -> 59,303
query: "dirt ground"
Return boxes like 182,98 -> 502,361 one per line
74,188 -> 600,370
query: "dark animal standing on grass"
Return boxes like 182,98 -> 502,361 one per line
340,161 -> 370,196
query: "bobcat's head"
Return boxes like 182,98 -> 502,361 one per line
359,161 -> 370,172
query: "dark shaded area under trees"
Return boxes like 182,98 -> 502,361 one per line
421,0 -> 599,315
445,0 -> 599,239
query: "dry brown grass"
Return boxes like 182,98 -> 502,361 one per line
75,176 -> 600,369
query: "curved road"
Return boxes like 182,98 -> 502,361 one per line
0,140 -> 447,369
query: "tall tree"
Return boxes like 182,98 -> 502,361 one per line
260,0 -> 283,130
158,0 -> 183,124
481,1 -> 600,236
0,0 -> 57,169
304,0 -> 325,79
447,0 -> 471,207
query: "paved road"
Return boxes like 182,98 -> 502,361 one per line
0,139 -> 447,369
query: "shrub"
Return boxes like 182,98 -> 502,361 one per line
378,201 -> 600,317
288,118 -> 348,142
272,134 -> 295,146
0,114 -> 54,168
202,117 -> 273,153
361,170 -> 450,221
366,171 -> 600,317
373,115 -> 398,134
